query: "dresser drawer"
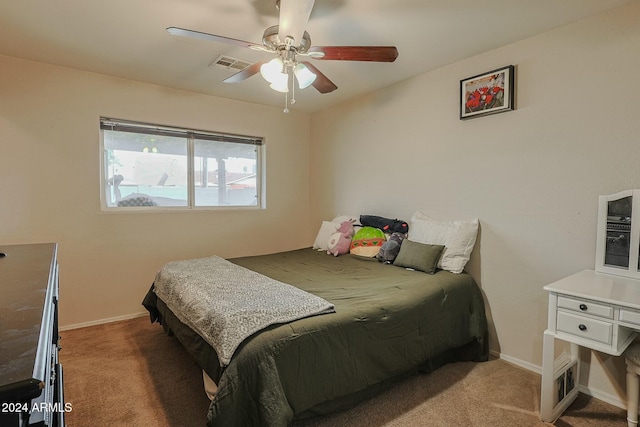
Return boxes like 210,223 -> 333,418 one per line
557,311 -> 613,345
557,296 -> 614,319
620,308 -> 640,327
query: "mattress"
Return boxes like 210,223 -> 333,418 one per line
143,248 -> 488,426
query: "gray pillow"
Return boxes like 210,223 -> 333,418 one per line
393,240 -> 445,274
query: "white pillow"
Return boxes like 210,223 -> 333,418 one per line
312,221 -> 337,251
408,211 -> 478,274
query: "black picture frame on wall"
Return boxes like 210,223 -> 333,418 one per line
460,65 -> 515,120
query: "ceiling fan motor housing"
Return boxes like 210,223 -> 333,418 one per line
262,25 -> 311,53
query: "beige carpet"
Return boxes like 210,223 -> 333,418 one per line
60,317 -> 627,427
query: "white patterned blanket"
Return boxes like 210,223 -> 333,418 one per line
152,255 -> 335,367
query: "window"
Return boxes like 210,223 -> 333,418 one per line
100,118 -> 263,209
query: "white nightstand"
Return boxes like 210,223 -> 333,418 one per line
540,269 -> 640,422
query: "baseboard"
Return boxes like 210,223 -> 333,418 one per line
490,350 -> 542,375
490,350 -> 627,411
60,311 -> 148,331
578,384 -> 627,410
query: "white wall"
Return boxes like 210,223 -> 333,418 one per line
310,1 -> 640,405
0,55 -> 312,327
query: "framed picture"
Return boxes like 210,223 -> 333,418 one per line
460,65 -> 515,120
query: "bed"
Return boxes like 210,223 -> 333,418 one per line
142,247 -> 488,427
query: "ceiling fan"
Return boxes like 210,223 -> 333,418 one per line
167,0 -> 398,111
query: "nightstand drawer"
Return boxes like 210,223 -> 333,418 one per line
557,311 -> 613,345
557,296 -> 613,319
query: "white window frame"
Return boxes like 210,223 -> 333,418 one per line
99,117 -> 265,211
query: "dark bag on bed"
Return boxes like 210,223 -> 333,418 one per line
360,215 -> 409,234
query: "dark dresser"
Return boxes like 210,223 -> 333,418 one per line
0,243 -> 65,427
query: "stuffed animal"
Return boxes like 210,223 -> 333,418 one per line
360,215 -> 409,234
376,232 -> 406,264
350,226 -> 386,257
327,220 -> 355,256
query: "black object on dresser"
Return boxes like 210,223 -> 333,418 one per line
0,243 -> 66,427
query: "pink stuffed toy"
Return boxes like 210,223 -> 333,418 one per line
327,220 -> 355,256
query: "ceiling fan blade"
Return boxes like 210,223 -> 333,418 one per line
223,61 -> 267,84
278,0 -> 315,47
301,62 -> 337,94
308,46 -> 399,62
167,27 -> 259,49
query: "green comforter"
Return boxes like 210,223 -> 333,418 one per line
143,248 -> 488,426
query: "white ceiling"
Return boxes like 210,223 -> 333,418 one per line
0,0 -> 633,113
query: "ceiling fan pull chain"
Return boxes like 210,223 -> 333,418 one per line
284,82 -> 289,113
291,71 -> 297,105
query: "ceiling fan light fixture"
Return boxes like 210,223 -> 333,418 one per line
260,57 -> 285,83
294,63 -> 316,89
269,77 -> 289,93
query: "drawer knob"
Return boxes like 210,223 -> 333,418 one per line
578,324 -> 587,331
579,304 -> 588,311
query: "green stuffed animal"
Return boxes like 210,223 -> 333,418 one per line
350,226 -> 386,257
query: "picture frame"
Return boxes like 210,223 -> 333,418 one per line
460,65 -> 515,120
